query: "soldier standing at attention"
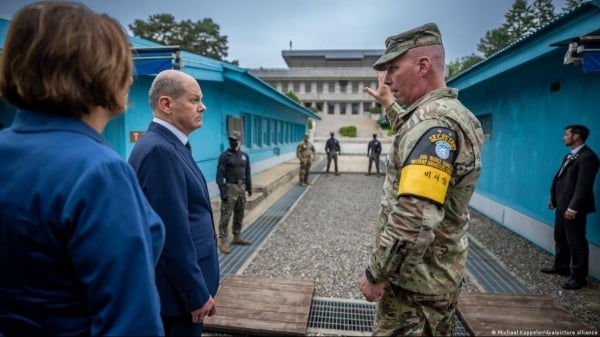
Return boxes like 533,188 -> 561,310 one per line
367,133 -> 382,176
360,23 -> 484,336
325,131 -> 341,175
296,134 -> 316,186
216,131 -> 252,254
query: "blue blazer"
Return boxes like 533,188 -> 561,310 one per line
129,122 -> 220,316
0,110 -> 165,336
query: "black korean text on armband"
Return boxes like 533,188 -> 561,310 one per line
397,127 -> 459,205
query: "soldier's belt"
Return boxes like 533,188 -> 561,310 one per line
226,179 -> 246,185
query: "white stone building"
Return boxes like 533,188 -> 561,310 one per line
250,50 -> 384,118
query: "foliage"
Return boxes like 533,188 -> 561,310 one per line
129,14 -> 238,64
447,53 -> 485,78
562,0 -> 585,12
285,91 -> 301,104
339,125 -> 357,137
477,27 -> 512,58
471,0 -> 558,60
377,116 -> 390,128
532,0 -> 556,27
370,106 -> 382,114
504,0 -> 537,38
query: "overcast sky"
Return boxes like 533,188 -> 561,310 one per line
0,0 -> 567,69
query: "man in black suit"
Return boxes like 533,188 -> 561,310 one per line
541,124 -> 599,290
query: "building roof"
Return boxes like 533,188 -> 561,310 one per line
282,49 -> 384,68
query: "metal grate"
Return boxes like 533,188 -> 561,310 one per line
308,298 -> 374,333
466,240 -> 531,294
307,297 -> 468,336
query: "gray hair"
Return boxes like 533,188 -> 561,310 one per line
148,70 -> 189,111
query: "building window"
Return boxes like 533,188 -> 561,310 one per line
363,102 -> 372,112
351,103 -> 359,114
327,103 -> 335,114
293,82 -> 300,93
282,82 -> 289,93
352,82 -> 359,93
241,115 -> 247,145
278,121 -> 283,143
340,103 -> 347,115
328,81 -> 335,93
315,102 -> 323,112
339,80 -> 347,93
253,116 -> 260,146
271,119 -> 277,144
305,82 -> 311,93
478,114 -> 492,140
263,118 -> 269,145
317,82 -> 323,93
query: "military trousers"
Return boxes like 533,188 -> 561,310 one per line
373,283 -> 461,336
299,160 -> 312,184
218,182 -> 247,239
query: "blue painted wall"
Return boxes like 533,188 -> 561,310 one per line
103,71 -> 313,196
446,0 -> 600,264
459,48 -> 600,244
0,18 -> 317,198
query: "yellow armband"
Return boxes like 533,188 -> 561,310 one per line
397,127 -> 458,205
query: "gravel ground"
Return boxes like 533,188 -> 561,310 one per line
241,173 -> 600,332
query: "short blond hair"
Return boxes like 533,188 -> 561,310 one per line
0,1 -> 132,117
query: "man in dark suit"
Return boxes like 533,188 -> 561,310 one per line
129,69 -> 219,335
541,124 -> 599,290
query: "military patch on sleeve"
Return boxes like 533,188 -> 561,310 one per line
397,127 -> 458,205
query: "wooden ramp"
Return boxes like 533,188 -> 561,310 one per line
458,293 -> 591,336
204,275 -> 315,336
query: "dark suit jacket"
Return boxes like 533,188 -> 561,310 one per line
129,122 -> 219,316
551,145 -> 600,214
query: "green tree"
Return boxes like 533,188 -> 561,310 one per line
452,0 -> 558,75
503,0 -> 536,38
532,0 -> 556,27
562,0 -> 585,12
129,14 -> 237,64
447,53 -> 484,78
476,0 -> 536,57
477,26 -> 512,57
285,91 -> 301,104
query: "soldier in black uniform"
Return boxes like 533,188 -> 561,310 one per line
216,131 -> 252,254
325,132 -> 341,175
367,133 -> 382,176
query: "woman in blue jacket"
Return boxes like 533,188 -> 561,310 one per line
0,2 -> 165,336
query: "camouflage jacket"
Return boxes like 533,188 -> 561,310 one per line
368,88 -> 484,295
296,141 -> 316,162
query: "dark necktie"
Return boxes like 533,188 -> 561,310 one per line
558,153 -> 573,176
185,142 -> 192,151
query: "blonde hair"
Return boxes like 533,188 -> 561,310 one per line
0,1 -> 132,117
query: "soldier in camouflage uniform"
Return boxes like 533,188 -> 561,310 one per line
216,131 -> 252,254
360,23 -> 484,336
296,134 -> 316,186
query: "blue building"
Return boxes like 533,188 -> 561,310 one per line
0,19 -> 320,197
448,1 -> 600,279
